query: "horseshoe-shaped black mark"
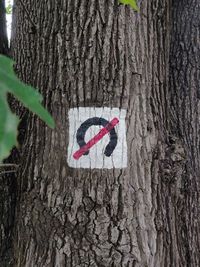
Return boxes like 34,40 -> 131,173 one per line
76,117 -> 118,157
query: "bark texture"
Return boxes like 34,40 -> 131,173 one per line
3,0 -> 199,266
166,1 -> 200,266
155,2 -> 200,266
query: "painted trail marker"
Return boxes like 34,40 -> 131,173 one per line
67,108 -> 127,169
73,117 -> 119,160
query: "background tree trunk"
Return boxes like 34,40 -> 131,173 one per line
3,0 -> 199,266
0,2 -> 16,266
0,0 -> 8,54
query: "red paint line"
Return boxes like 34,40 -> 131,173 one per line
73,117 -> 119,160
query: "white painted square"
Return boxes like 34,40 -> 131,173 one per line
67,107 -> 127,169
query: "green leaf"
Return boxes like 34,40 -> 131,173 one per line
0,55 -> 55,129
6,4 -> 12,14
0,91 -> 19,162
119,0 -> 139,11
0,54 -> 55,162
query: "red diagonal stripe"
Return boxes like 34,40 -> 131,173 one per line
73,117 -> 119,160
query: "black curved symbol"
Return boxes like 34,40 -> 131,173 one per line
76,117 -> 118,157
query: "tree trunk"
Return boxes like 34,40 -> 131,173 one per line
5,0 -> 199,266
0,0 -> 8,54
165,1 -> 200,266
0,2 -> 15,266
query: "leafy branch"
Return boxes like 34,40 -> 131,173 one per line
0,55 -> 55,162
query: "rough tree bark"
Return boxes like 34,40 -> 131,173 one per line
165,1 -> 200,266
2,0 -> 199,266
